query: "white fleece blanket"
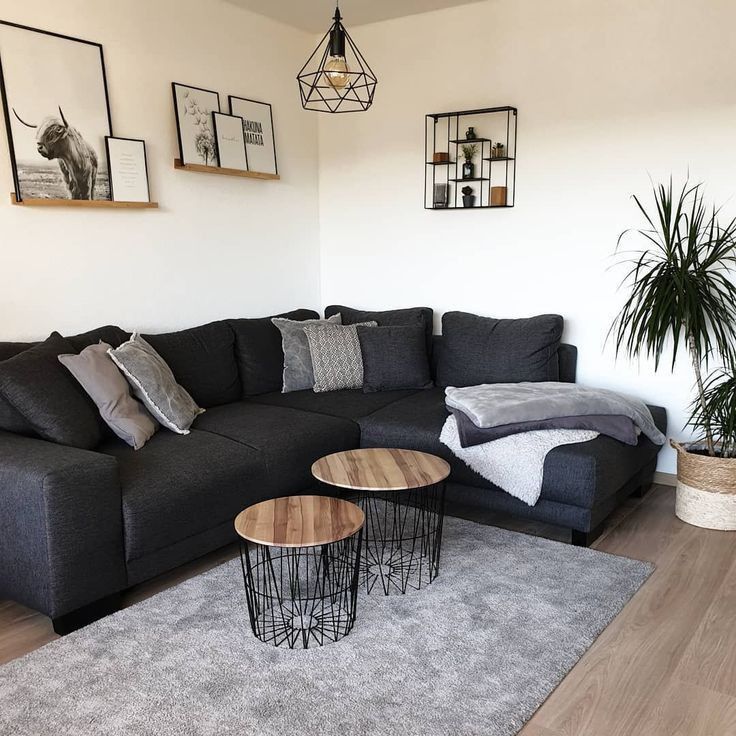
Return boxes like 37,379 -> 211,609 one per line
440,414 -> 598,506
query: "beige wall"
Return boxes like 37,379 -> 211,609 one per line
317,0 -> 736,472
0,0 -> 321,338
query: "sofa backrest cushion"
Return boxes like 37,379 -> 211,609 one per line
437,311 -> 564,387
229,309 -> 320,396
67,325 -> 131,352
143,321 -> 239,408
430,336 -> 577,384
0,332 -> 103,449
324,305 -> 434,356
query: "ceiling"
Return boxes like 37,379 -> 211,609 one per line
225,0 -> 488,33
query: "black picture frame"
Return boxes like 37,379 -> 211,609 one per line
228,95 -> 278,176
104,136 -> 151,203
171,82 -> 221,167
211,111 -> 248,171
0,19 -> 113,202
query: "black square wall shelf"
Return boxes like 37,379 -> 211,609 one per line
425,106 -> 517,210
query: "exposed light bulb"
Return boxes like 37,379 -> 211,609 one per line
324,55 -> 350,90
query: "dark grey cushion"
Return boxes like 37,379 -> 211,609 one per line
437,311 -> 563,387
0,332 -> 102,449
450,408 -> 639,447
0,343 -> 40,436
101,429 -> 268,561
358,323 -> 433,392
194,402 -> 360,492
248,388 -> 419,420
144,321 -> 239,408
358,388 -> 667,509
325,305 -> 434,355
229,309 -> 319,396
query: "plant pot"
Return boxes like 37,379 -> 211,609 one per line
462,194 -> 476,208
671,440 -> 736,530
462,162 -> 475,179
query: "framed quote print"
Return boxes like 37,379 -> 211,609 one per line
212,112 -> 247,171
105,136 -> 150,202
228,96 -> 277,176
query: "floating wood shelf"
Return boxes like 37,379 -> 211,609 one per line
10,194 -> 158,209
173,159 -> 280,180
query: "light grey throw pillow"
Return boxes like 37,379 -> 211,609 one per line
272,313 -> 342,393
107,333 -> 204,434
58,342 -> 159,450
304,322 -> 377,393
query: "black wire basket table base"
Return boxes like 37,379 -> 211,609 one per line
352,482 -> 446,595
239,533 -> 363,649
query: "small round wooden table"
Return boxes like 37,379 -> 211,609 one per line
312,448 -> 451,595
234,495 -> 364,649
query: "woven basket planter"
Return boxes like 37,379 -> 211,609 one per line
671,440 -> 736,530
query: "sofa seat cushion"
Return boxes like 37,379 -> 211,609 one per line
101,429 -> 268,562
359,389 -> 666,509
249,388 -> 418,420
194,402 -> 360,492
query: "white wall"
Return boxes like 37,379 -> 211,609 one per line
0,0 -> 321,339
318,0 -> 736,472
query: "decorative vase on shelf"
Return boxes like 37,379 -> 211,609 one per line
465,126 -> 476,140
461,185 -> 475,208
462,162 -> 475,179
460,144 -> 478,180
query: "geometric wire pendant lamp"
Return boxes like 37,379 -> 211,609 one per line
297,5 -> 377,113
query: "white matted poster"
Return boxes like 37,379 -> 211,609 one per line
105,137 -> 150,202
212,112 -> 247,171
228,96 -> 277,175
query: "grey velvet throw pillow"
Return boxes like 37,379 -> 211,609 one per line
107,334 -> 204,434
59,342 -> 159,450
304,322 -> 377,393
272,313 -> 342,392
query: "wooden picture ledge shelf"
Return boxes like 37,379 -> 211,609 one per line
173,158 -> 279,180
10,194 -> 159,209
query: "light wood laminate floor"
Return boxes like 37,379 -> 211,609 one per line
1,484 -> 734,736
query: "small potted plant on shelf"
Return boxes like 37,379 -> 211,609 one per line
461,144 -> 477,180
610,178 -> 736,530
492,142 -> 505,159
461,185 -> 475,208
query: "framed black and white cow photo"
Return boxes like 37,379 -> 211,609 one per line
0,20 -> 113,202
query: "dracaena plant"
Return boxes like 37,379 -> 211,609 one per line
609,178 -> 736,457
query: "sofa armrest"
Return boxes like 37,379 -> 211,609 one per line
0,431 -> 126,619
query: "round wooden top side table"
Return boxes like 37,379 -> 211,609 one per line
235,495 -> 364,649
312,449 -> 450,595
311,447 -> 450,491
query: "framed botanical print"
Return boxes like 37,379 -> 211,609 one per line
105,137 -> 150,203
228,95 -> 277,176
172,82 -> 220,167
0,20 -> 113,201
212,112 -> 247,171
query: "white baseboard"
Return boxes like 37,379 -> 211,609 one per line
653,471 -> 676,487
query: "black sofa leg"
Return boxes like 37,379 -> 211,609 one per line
632,483 -> 651,499
51,592 -> 122,635
571,523 -> 605,548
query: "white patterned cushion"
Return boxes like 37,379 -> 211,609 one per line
303,322 -> 377,393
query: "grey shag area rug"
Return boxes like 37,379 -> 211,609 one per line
0,518 -> 652,736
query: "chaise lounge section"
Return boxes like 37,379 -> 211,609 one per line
0,308 -> 666,633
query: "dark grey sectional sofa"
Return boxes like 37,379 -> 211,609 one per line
0,309 -> 667,634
